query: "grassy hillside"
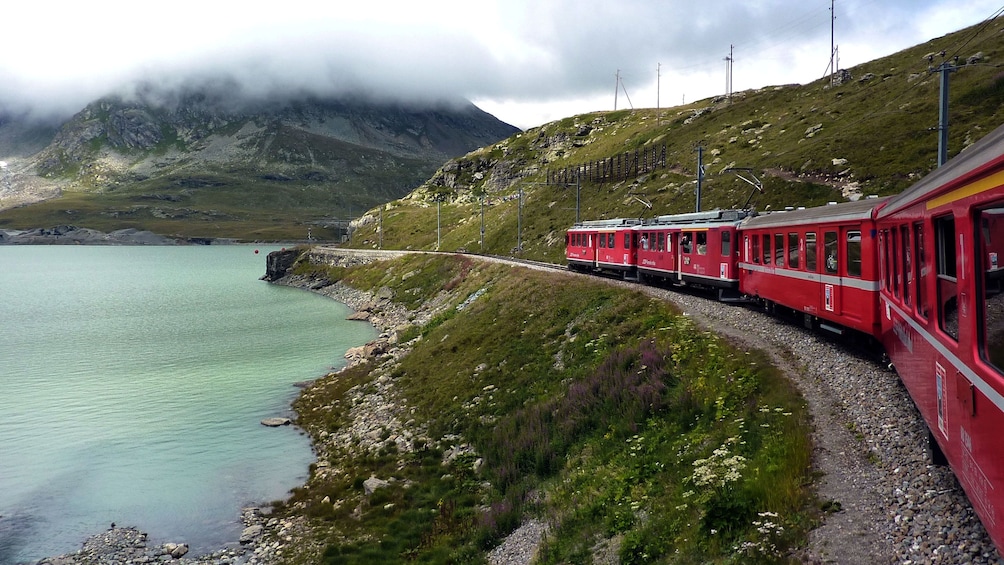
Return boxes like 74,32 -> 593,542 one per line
280,253 -> 814,564
349,21 -> 1004,263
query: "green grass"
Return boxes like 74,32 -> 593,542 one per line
282,253 -> 815,564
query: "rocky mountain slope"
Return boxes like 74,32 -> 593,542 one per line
0,84 -> 519,241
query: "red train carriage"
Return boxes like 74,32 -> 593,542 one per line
634,209 -> 751,299
876,123 -> 1004,551
738,197 -> 889,337
565,218 -> 642,277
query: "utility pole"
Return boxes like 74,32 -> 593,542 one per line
480,195 -> 485,253
830,0 -> 835,84
614,69 -> 620,110
436,197 -> 441,250
656,63 -> 661,114
724,45 -> 734,102
936,59 -> 957,167
378,207 -> 383,249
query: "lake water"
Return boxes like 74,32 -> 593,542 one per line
0,245 -> 376,564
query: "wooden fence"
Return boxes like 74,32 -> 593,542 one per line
546,144 -> 667,186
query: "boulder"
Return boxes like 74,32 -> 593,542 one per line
363,476 -> 390,496
162,543 -> 189,558
261,417 -> 292,427
239,524 -> 264,544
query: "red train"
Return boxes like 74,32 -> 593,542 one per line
565,123 -> 1004,552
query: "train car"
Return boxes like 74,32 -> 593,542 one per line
634,209 -> 751,299
565,218 -> 642,276
875,123 -> 1004,551
738,197 -> 889,337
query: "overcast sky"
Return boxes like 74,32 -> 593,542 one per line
1,0 -> 1002,129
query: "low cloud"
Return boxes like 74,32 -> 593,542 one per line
1,0 -> 999,128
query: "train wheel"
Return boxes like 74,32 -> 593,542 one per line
763,300 -> 776,315
928,428 -> 948,466
803,313 -> 816,330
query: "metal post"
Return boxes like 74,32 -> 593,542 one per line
517,185 -> 522,254
436,198 -> 441,250
696,146 -> 704,212
480,195 -> 485,253
575,174 -> 581,224
378,207 -> 383,249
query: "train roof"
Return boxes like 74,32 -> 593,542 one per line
741,196 -> 890,229
877,121 -> 1004,218
645,209 -> 752,226
570,218 -> 644,229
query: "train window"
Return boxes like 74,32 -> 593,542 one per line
682,233 -> 693,254
608,233 -> 615,248
846,231 -> 862,278
697,232 -> 708,255
752,234 -> 760,263
880,230 -> 890,291
624,232 -> 631,249
891,229 -> 899,296
658,232 -> 665,252
979,207 -> 1004,373
763,234 -> 772,265
774,233 -> 785,267
599,234 -> 606,248
806,232 -> 817,271
901,225 -> 911,306
915,223 -> 927,319
824,231 -> 838,274
788,233 -> 800,269
935,215 -> 958,341
722,231 -> 732,256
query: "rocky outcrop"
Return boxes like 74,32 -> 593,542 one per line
262,247 -> 303,281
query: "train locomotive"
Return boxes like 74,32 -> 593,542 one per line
565,122 -> 1004,553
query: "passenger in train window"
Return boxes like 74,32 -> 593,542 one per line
682,234 -> 692,254
641,235 -> 649,250
824,232 -> 838,274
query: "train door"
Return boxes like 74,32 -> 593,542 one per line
822,230 -> 841,314
805,230 -> 818,311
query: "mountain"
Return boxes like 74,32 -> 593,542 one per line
0,85 -> 520,241
347,21 -> 1004,262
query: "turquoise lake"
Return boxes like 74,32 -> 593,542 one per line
0,245 -> 377,563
